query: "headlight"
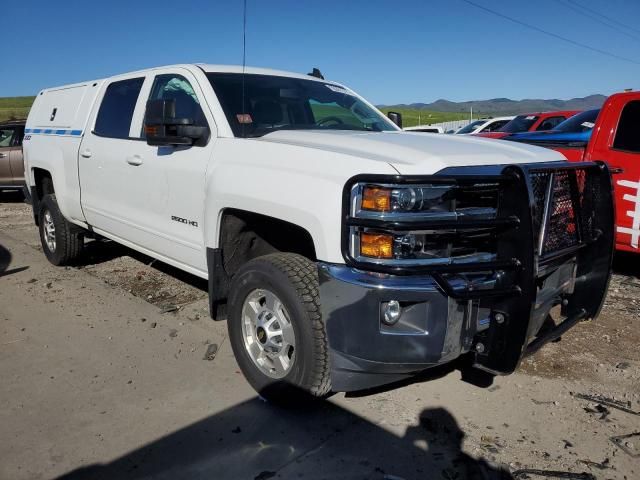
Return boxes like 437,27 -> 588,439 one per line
358,184 -> 453,215
348,181 -> 500,265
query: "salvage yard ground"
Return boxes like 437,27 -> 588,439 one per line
1,192 -> 639,480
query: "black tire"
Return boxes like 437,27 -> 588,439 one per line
38,194 -> 84,266
227,253 -> 331,402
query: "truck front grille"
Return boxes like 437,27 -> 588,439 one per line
342,162 -> 612,300
529,166 -> 603,257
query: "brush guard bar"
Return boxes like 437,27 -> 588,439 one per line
341,161 -> 614,374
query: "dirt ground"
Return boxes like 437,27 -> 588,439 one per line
1,191 -> 639,480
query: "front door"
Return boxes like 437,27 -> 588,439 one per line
595,99 -> 640,252
123,69 -> 215,274
79,69 -> 214,275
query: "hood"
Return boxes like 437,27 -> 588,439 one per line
505,129 -> 592,146
256,130 -> 565,175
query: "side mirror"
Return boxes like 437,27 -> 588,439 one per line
144,99 -> 209,147
387,111 -> 403,128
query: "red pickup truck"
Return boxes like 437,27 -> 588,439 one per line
510,92 -> 640,254
476,110 -> 580,139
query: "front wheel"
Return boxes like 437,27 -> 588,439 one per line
38,194 -> 84,266
227,253 -> 331,402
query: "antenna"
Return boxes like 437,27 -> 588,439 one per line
241,0 -> 247,137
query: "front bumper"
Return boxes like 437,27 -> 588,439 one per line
319,162 -> 614,392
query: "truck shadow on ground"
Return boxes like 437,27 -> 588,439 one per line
0,242 -> 11,274
0,242 -> 28,277
612,251 -> 640,277
56,396 -> 513,480
80,238 -> 208,292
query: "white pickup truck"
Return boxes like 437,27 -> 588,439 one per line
23,64 -> 615,400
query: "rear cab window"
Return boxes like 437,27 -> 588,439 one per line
94,78 -> 145,139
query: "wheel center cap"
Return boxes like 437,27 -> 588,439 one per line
256,326 -> 267,344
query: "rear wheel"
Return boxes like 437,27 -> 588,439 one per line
227,253 -> 331,403
38,194 -> 84,266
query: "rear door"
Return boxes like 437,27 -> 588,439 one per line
79,75 -> 147,242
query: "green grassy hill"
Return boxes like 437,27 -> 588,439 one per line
378,107 -> 474,128
0,96 -> 35,122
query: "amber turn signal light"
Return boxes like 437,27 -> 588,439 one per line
361,186 -> 391,212
360,233 -> 394,259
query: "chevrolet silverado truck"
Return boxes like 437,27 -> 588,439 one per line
506,92 -> 640,254
23,64 -> 614,400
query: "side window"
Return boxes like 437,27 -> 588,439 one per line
94,77 -> 144,139
146,74 -> 207,130
613,101 -> 640,153
0,128 -> 16,147
536,116 -> 565,131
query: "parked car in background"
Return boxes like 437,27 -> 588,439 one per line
0,120 -> 26,191
454,116 -> 514,134
476,111 -> 580,139
503,109 -> 599,146
507,92 -> 640,254
403,125 -> 443,133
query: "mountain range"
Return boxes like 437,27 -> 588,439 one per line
382,94 -> 606,115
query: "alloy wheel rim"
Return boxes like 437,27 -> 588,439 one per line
43,210 -> 56,253
241,289 -> 296,379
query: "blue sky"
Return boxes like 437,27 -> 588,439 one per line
4,0 -> 639,104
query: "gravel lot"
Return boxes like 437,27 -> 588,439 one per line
1,191 -> 638,480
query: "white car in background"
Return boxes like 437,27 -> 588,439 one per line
455,116 -> 514,135
403,125 -> 444,133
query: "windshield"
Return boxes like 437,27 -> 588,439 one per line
455,120 -> 484,134
553,109 -> 600,133
206,73 -> 396,137
500,115 -> 539,133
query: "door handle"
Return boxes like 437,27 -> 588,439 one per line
126,155 -> 143,166
80,149 -> 92,158
0,153 -> 7,158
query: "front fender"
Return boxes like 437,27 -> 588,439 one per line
202,139 -> 397,263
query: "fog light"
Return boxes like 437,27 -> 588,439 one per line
382,300 -> 402,325
360,232 -> 394,259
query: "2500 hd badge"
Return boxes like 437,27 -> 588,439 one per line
171,215 -> 198,227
